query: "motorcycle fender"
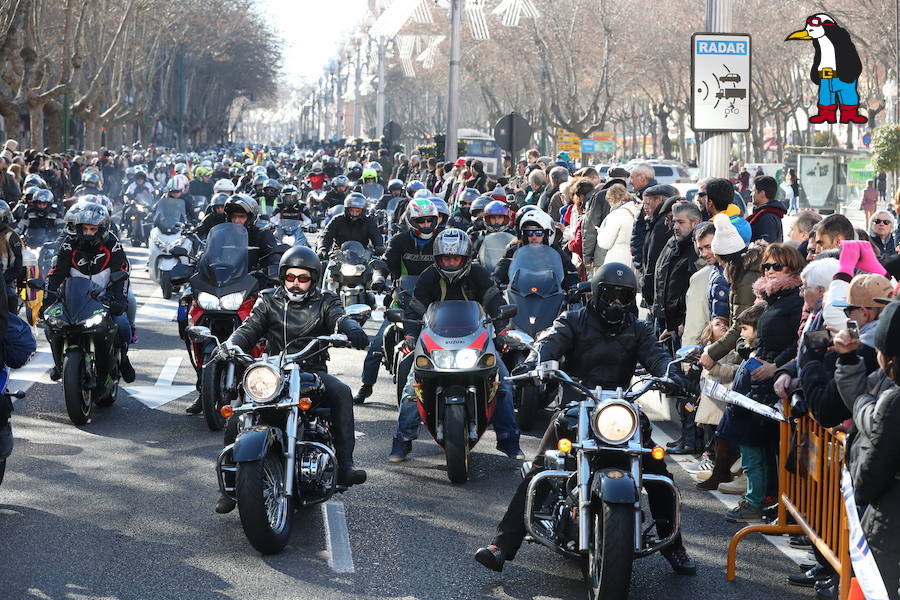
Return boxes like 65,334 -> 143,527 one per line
157,257 -> 178,271
444,394 -> 466,405
233,426 -> 283,463
591,469 -> 639,504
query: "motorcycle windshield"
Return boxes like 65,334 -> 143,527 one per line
154,197 -> 186,233
340,240 -> 370,264
508,245 -> 564,297
62,277 -> 107,323
134,192 -> 152,206
423,301 -> 484,338
198,223 -> 249,288
478,232 -> 515,272
386,196 -> 401,214
361,183 -> 384,202
24,227 -> 55,248
328,205 -> 344,218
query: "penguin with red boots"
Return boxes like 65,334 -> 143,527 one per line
786,13 -> 867,125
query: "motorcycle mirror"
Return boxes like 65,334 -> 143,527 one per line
576,281 -> 591,295
385,308 -> 405,323
27,277 -> 45,290
186,325 -> 214,342
676,344 -> 703,359
497,304 -> 517,320
345,304 -> 372,322
170,246 -> 189,257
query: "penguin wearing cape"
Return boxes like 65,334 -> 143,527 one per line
786,13 -> 867,124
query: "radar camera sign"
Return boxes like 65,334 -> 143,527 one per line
691,33 -> 752,132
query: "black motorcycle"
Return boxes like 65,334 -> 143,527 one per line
381,275 -> 418,402
33,272 -> 129,425
506,354 -> 695,600
187,327 -> 355,554
122,191 -> 153,247
324,240 -> 375,320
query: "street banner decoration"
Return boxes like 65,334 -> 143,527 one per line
701,378 -> 788,422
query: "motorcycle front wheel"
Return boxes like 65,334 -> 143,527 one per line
201,356 -> 227,431
584,503 -> 634,600
63,350 -> 92,425
160,271 -> 174,300
444,402 -> 469,484
236,446 -> 293,554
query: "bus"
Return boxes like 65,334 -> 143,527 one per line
458,129 -> 503,176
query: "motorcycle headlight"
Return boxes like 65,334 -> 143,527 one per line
242,364 -> 282,403
197,292 -> 221,310
220,292 -> 245,311
81,313 -> 105,328
454,348 -> 479,368
591,402 -> 638,445
340,263 -> 365,277
431,349 -> 455,369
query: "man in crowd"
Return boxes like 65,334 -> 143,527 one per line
747,175 -> 787,243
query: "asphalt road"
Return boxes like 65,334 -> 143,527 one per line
0,242 -> 814,600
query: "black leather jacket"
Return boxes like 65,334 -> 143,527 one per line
228,286 -> 364,372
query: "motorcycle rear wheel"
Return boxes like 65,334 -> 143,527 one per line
444,402 -> 469,484
201,355 -> 227,431
584,503 -> 634,600
63,350 -> 92,426
237,447 -> 293,554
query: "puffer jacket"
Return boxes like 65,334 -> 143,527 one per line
228,286 -> 363,372
535,309 -> 671,390
749,273 -> 803,404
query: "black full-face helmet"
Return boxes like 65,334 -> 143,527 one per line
590,262 -> 637,327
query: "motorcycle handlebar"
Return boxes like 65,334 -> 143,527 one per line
505,362 -> 674,401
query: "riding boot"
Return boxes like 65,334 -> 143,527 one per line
696,436 -> 734,490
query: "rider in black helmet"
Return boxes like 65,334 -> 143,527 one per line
474,262 -> 697,577
212,244 -> 370,514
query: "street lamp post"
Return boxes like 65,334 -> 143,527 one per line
444,0 -> 462,161
376,35 -> 387,139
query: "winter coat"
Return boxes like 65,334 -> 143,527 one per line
652,234 -> 698,330
229,286 -> 363,372
581,178 -> 625,266
639,199 -> 675,307
697,350 -> 739,426
708,264 -> 730,319
706,244 -> 764,361
596,201 -> 638,268
681,264 -> 713,347
535,309 -> 671,390
749,273 -> 804,404
321,213 -> 384,255
747,200 -> 787,243
538,185 -> 559,214
871,233 -> 897,257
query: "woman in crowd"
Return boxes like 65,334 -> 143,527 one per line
594,183 -> 638,268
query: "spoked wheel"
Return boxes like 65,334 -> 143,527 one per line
516,384 -> 541,431
443,402 -> 469,484
584,503 -> 635,600
236,446 -> 293,554
62,350 -> 92,426
201,355 -> 227,431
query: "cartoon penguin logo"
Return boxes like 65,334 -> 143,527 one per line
786,13 -> 866,125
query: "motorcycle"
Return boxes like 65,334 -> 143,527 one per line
502,244 -> 567,430
21,227 -> 62,326
505,353 -> 695,600
0,367 -> 26,487
380,275 -> 418,402
172,223 -> 269,431
385,300 -> 516,484
478,231 -> 516,274
186,327 -> 357,554
376,195 -> 402,243
147,197 -> 193,299
325,240 -> 375,319
122,191 -> 153,247
31,272 -> 129,425
272,217 -> 309,248
361,183 -> 384,212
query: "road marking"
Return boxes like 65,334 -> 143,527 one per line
134,287 -> 178,323
124,356 -> 194,409
9,347 -> 54,397
322,500 -> 355,573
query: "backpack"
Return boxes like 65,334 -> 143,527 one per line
5,313 -> 36,369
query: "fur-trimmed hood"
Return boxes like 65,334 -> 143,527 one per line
753,272 -> 803,300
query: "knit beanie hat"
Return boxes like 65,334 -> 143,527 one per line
711,212 -> 746,255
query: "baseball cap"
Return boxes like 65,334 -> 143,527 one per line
454,158 -> 466,167
832,273 -> 894,308
874,301 -> 900,356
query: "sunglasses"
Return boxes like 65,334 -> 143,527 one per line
843,306 -> 860,317
412,216 -> 436,225
762,262 -> 785,272
806,16 -> 834,26
873,219 -> 892,225
525,230 -> 544,237
598,286 -> 633,304
284,273 -> 312,283
697,192 -> 707,198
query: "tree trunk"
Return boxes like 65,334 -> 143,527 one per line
83,117 -> 98,150
45,101 -> 62,152
27,101 -> 45,149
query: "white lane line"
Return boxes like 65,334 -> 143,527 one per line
651,424 -> 809,567
156,356 -> 182,386
322,501 -> 355,573
9,347 -> 54,397
124,356 -> 193,409
135,287 -> 178,323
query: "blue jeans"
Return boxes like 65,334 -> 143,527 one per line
397,357 -> 519,441
817,78 -> 859,106
114,314 -> 130,353
361,319 -> 389,386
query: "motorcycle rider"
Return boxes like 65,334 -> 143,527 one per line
354,199 -> 439,404
166,175 -> 197,225
319,192 -> 384,258
324,175 -> 350,208
124,170 -> 154,197
257,178 -> 280,219
43,202 -> 135,383
492,209 -> 579,288
16,188 -> 63,234
389,227 -> 524,462
0,201 -> 23,312
74,169 -> 103,197
274,184 -> 310,223
474,263 -> 697,576
470,200 -> 515,253
304,161 -> 328,190
204,192 -> 228,218
430,197 -> 450,231
212,177 -> 236,196
448,188 -> 479,231
376,179 -> 407,211
212,244 -> 370,513
465,195 -> 493,239
346,161 -> 363,182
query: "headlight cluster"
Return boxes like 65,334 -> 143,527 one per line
591,402 -> 638,445
430,348 -> 480,369
81,313 -> 106,328
340,263 -> 365,277
242,364 -> 282,402
197,292 -> 244,311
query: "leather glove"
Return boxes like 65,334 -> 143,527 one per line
347,328 -> 369,350
667,373 -> 699,397
107,300 -> 127,316
400,335 -> 416,355
215,339 -> 239,359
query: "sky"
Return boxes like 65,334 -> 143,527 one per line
258,0 -> 369,86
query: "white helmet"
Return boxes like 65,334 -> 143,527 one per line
213,178 -> 236,194
518,209 -> 555,245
